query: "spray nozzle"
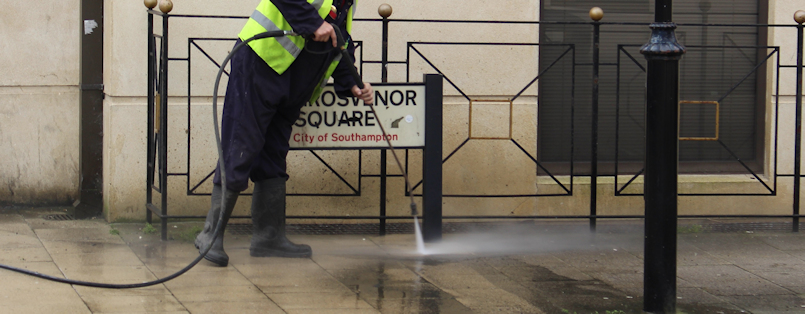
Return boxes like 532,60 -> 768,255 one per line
410,203 -> 418,216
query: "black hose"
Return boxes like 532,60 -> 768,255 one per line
0,24 -> 418,288
0,30 -> 290,289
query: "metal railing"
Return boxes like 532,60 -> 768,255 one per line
144,6 -> 805,240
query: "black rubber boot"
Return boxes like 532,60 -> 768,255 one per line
249,178 -> 312,258
194,184 -> 239,266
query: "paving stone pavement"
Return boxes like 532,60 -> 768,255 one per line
1,207 -> 805,313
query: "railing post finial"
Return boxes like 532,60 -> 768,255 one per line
378,4 -> 392,18
589,7 -> 603,21
159,0 -> 173,14
795,10 -> 805,24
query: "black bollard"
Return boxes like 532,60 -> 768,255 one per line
640,0 -> 685,312
422,74 -> 443,242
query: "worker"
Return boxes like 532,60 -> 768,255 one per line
194,0 -> 373,267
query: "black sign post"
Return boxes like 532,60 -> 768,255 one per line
422,74 -> 444,242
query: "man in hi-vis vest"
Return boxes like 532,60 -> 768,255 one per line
195,0 -> 373,266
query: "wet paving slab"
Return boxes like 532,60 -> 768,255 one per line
332,260 -> 472,313
0,207 -> 804,313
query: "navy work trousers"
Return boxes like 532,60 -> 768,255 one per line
213,40 -> 331,192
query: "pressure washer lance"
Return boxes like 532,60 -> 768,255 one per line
331,24 -> 418,217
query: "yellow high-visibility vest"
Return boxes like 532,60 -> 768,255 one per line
238,0 -> 357,102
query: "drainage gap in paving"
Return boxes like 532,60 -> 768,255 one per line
227,222 -> 536,236
705,222 -> 805,232
42,214 -> 75,221
227,223 -> 416,236
227,221 -> 805,235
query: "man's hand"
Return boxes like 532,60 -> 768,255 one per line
313,21 -> 337,47
352,83 -> 373,105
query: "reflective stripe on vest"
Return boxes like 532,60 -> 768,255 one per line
239,0 -> 357,102
238,0 -> 333,74
249,10 -> 301,59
